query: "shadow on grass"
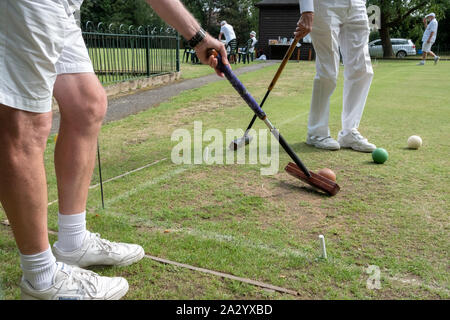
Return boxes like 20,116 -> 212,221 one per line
363,160 -> 386,166
288,142 -> 338,154
401,147 -> 419,151
275,178 -> 330,198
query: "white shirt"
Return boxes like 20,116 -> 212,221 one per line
249,37 -> 258,53
220,24 -> 236,44
422,19 -> 438,43
299,0 -> 314,13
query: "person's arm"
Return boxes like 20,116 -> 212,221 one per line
146,0 -> 228,76
295,0 -> 314,39
218,32 -> 223,40
427,31 -> 434,43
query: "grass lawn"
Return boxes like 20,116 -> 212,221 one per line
0,59 -> 449,300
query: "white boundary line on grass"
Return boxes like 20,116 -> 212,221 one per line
5,156 -> 447,296
89,158 -> 168,189
1,219 -> 448,297
84,210 -> 450,296
47,158 -> 168,207
0,220 -> 299,296
278,111 -> 309,126
182,228 -> 311,260
104,167 -> 188,206
2,209 -> 449,297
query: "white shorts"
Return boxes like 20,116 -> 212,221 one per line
422,41 -> 434,53
0,0 -> 94,113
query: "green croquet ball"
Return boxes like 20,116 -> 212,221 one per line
372,148 -> 388,164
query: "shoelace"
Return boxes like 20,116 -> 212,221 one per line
88,232 -> 118,254
321,136 -> 334,142
351,130 -> 368,142
64,266 -> 99,298
312,135 -> 333,142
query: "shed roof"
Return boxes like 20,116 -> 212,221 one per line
255,0 -> 299,7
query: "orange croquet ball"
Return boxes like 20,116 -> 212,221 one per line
317,168 -> 336,182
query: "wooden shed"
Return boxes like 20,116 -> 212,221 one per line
255,0 -> 314,60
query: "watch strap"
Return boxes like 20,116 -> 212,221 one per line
188,28 -> 206,48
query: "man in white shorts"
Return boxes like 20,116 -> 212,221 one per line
219,21 -> 237,63
296,0 -> 376,152
0,0 -> 227,300
417,13 -> 439,66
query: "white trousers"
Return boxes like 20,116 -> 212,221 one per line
307,0 -> 373,137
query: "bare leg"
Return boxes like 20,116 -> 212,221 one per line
53,73 -> 107,214
0,105 -> 52,254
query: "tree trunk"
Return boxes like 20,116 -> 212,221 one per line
380,12 -> 394,58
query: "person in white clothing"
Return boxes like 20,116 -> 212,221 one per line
296,0 -> 376,152
249,31 -> 258,54
246,31 -> 258,62
0,0 -> 228,300
219,21 -> 238,63
417,13 -> 439,66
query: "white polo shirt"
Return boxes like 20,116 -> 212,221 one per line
220,24 -> 236,44
422,18 -> 438,43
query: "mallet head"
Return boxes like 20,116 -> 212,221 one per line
229,134 -> 253,151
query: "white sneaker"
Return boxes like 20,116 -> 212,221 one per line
338,129 -> 376,153
53,231 -> 145,268
20,262 -> 128,300
306,135 -> 340,150
434,56 -> 440,65
417,61 -> 425,66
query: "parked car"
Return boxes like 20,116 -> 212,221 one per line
368,38 -> 416,58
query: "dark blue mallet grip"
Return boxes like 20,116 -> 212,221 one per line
209,49 -> 266,119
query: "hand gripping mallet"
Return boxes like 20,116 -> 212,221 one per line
210,50 -> 340,196
230,35 -> 301,150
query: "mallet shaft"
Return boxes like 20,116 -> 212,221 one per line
243,36 -> 301,136
211,50 -> 311,178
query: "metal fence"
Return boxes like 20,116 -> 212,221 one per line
82,22 -> 180,84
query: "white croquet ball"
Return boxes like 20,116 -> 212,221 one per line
407,135 -> 422,149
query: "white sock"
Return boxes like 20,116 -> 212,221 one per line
55,211 -> 86,252
20,246 -> 57,290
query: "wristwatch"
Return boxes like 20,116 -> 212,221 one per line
188,28 -> 206,48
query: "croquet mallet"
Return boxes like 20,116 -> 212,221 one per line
210,49 -> 340,196
230,34 -> 301,150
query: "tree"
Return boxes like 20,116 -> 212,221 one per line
436,6 -> 450,47
79,0 -> 263,44
80,0 -> 164,30
367,0 -> 448,57
216,0 -> 259,45
181,0 -> 259,45
182,0 -> 222,36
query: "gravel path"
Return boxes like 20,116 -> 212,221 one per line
50,61 -> 276,134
